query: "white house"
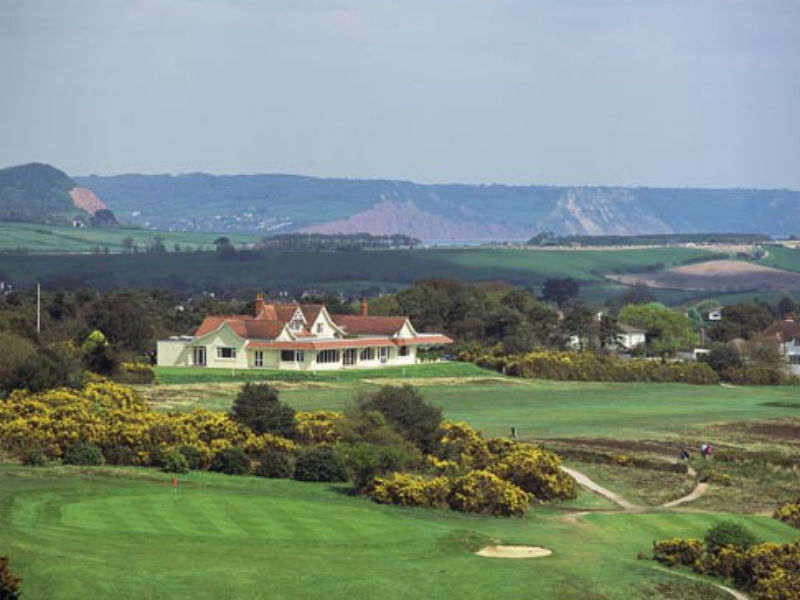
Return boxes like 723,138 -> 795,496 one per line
761,320 -> 800,375
615,323 -> 647,351
157,295 -> 452,371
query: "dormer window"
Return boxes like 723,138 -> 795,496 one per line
290,319 -> 303,332
316,323 -> 323,333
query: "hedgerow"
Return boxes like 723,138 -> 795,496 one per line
462,348 -> 719,384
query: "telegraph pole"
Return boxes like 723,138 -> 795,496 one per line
36,283 -> 41,334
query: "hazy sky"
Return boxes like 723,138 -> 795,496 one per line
1,0 -> 799,188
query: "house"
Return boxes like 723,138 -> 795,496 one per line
566,322 -> 646,352
615,323 -> 647,351
707,310 -> 722,321
157,294 -> 452,371
760,320 -> 800,374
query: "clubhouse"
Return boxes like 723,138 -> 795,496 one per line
157,295 -> 452,371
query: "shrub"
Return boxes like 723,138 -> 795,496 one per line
338,442 -> 413,489
103,445 -> 137,466
774,499 -> 800,529
294,411 -> 343,444
356,385 -> 442,453
63,442 -> 104,466
177,445 -> 205,470
368,473 -> 450,508
433,421 -> 492,470
652,538 -> 704,566
209,446 -> 250,475
230,383 -> 296,438
293,445 -> 348,482
0,556 -> 21,600
448,470 -> 530,517
161,449 -> 190,473
472,349 -> 719,385
255,451 -> 294,479
114,362 -> 155,384
22,448 -> 46,466
705,520 -> 759,553
489,446 -> 577,501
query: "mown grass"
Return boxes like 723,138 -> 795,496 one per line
1,465 -> 797,600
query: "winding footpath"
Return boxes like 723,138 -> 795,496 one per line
559,464 -> 746,599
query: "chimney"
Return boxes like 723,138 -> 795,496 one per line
255,293 -> 265,318
360,297 -> 368,317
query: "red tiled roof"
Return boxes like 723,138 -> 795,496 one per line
331,315 -> 408,336
300,304 -> 323,323
194,315 -> 253,337
762,321 -> 800,341
248,336 -> 451,350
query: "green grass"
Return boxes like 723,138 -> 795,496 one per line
760,244 -> 800,272
0,222 -> 259,254
154,362 -> 494,384
1,465 -> 797,600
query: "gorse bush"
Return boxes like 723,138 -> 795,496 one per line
294,445 -> 348,482
774,498 -> 800,529
368,473 -> 450,509
448,470 -> 530,517
294,411 -> 343,444
0,382 -> 296,466
63,442 -> 104,466
464,348 -> 719,385
488,446 -> 577,501
651,525 -> 800,600
177,445 -> 205,470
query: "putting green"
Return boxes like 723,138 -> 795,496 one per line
2,466 -> 797,599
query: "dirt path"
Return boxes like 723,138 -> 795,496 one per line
650,565 -> 750,600
661,482 -> 710,508
560,466 -> 642,511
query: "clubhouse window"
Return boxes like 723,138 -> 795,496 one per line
216,347 -> 236,360
316,349 -> 340,364
360,347 -> 375,361
282,350 -> 305,362
399,346 -> 409,357
254,351 -> 263,367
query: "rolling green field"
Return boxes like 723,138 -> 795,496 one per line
1,466 -> 797,600
0,222 -> 258,254
0,245 -> 712,297
146,374 -> 800,441
760,244 -> 800,272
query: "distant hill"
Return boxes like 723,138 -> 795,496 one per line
72,172 -> 800,241
0,163 -> 115,226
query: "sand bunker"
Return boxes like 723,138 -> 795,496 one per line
475,545 -> 552,559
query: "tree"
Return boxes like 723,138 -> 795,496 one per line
355,385 -> 442,453
542,278 -> 580,307
700,343 -> 741,373
708,302 -> 774,342
81,330 -> 118,376
121,237 -> 134,253
617,303 -> 696,357
777,295 -> 796,318
704,520 -> 758,552
209,446 -> 250,475
562,304 -> 599,350
395,279 -> 487,341
229,383 -> 297,438
293,445 -> 348,482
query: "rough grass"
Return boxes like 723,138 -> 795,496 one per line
1,465 -> 796,600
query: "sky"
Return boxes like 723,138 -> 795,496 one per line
1,0 -> 799,188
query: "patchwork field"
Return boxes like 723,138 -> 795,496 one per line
0,245 -> 712,297
0,222 -> 258,254
610,259 -> 800,292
